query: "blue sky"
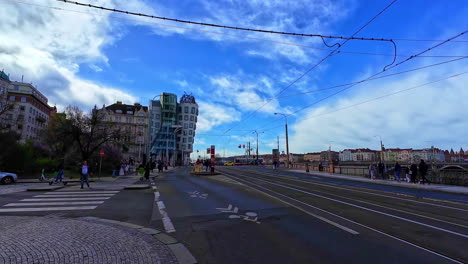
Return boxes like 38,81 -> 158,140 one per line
0,0 -> 467,158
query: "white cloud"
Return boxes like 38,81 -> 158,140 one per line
289,62 -> 468,152
89,64 -> 103,72
196,101 -> 241,132
0,0 -> 149,110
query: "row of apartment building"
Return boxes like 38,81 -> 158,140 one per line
303,147 -> 467,163
0,70 -> 198,165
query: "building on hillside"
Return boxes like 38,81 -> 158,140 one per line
395,149 -> 412,163
148,93 -> 198,166
289,153 -> 304,163
339,149 -> 354,162
5,81 -> 54,142
352,148 -> 378,161
99,101 -> 149,161
320,150 -> 339,162
304,152 -> 322,162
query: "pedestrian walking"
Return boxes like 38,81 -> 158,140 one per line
158,161 -> 163,173
378,162 -> 385,180
80,161 -> 90,189
39,168 -> 46,181
369,164 -> 376,179
410,163 -> 418,183
405,166 -> 411,182
144,163 -> 150,180
419,159 -> 430,184
394,162 -> 401,182
49,168 -> 64,185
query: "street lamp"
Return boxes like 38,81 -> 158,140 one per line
252,130 -> 264,165
274,113 -> 290,168
374,135 -> 384,162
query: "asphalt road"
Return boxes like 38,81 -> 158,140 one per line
149,166 -> 468,264
1,167 -> 467,264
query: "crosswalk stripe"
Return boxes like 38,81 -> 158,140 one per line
22,197 -> 111,201
45,191 -> 119,194
4,201 -> 105,206
0,206 -> 97,212
34,194 -> 115,198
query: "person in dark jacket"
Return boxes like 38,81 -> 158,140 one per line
394,162 -> 401,182
410,163 -> 418,183
144,162 -> 150,180
378,162 -> 385,180
419,159 -> 430,184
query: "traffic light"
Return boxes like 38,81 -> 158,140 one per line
238,144 -> 241,148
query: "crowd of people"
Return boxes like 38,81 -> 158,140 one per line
369,159 -> 430,184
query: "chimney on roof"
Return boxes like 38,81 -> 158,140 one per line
116,101 -> 122,105
134,103 -> 141,107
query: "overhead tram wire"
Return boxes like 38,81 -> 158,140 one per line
292,72 -> 468,122
255,30 -> 468,131
249,56 -> 467,103
223,0 -> 399,135
4,0 -> 464,59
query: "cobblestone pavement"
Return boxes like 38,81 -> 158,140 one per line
0,216 -> 178,264
0,183 -> 39,196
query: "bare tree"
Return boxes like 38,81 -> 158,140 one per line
61,106 -> 126,162
0,97 -> 14,132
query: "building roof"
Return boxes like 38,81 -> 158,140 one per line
105,101 -> 148,114
0,70 -> 9,81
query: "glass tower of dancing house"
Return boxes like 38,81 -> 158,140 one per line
148,93 -> 198,165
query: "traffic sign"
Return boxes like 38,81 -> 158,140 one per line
99,150 -> 105,156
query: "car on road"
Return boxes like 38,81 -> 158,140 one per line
224,162 -> 235,166
0,172 -> 18,184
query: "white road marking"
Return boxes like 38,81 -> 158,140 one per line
222,174 -> 359,235
34,194 -> 115,198
22,197 -> 111,201
237,173 -> 468,239
156,200 -> 175,233
152,186 -> 157,190
45,191 -> 118,194
0,206 -> 97,212
154,192 -> 160,201
4,201 -> 105,206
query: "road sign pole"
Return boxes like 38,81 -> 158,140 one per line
99,155 -> 102,180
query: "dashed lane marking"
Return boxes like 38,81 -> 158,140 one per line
0,206 -> 98,212
4,201 -> 105,206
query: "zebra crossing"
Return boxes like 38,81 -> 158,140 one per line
0,190 -> 120,213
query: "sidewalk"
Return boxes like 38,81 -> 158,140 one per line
0,215 -> 179,264
287,169 -> 468,195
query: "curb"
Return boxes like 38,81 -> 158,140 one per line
80,216 -> 197,264
27,186 -> 65,191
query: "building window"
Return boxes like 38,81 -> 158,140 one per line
14,85 -> 19,91
189,123 -> 193,128
183,138 -> 186,143
20,97 -> 26,102
9,96 -> 15,101
189,130 -> 192,135
156,114 -> 160,119
184,115 -> 188,121
20,106 -> 25,111
116,110 -> 122,114
183,131 -> 187,136
195,117 -> 197,122
184,106 -> 189,113
191,107 -> 195,114
187,144 -> 191,150
179,115 -> 182,120
190,116 -> 194,121
127,111 -> 133,114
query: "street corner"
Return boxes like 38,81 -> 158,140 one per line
0,215 -> 184,264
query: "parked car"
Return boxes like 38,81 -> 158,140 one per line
0,172 -> 18,184
224,162 -> 235,166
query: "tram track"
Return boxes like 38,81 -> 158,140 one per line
218,167 -> 468,264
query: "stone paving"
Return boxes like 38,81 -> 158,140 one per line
0,216 -> 178,264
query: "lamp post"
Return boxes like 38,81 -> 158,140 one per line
274,113 -> 290,168
252,130 -> 264,165
374,135 -> 384,162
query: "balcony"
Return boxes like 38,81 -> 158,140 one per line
36,116 -> 46,123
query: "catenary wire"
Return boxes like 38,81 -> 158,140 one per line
224,0 -> 399,135
249,57 -> 467,103
3,0 -> 463,59
290,72 -> 467,122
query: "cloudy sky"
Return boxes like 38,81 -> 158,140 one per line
0,0 -> 467,157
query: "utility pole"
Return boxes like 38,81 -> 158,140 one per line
274,113 -> 290,168
252,131 -> 263,164
277,136 -> 279,152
